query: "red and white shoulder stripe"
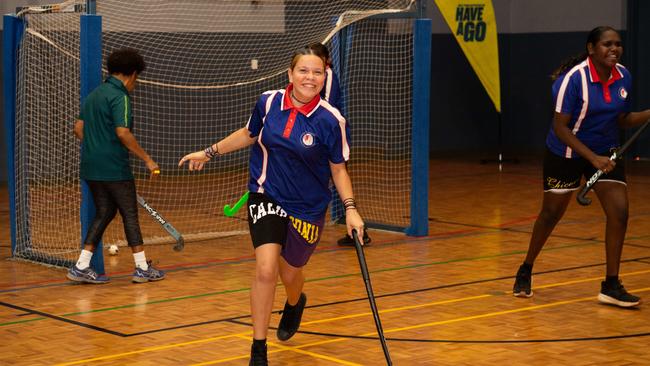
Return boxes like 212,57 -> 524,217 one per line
556,61 -> 590,158
555,60 -> 587,113
318,99 -> 349,161
245,89 -> 281,129
323,67 -> 333,102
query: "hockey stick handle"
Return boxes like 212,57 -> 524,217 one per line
137,194 -> 185,251
352,229 -> 392,366
577,119 -> 650,206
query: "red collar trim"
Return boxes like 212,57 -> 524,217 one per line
587,57 -> 622,84
282,84 -> 320,115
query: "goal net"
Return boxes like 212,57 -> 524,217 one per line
10,0 -> 419,267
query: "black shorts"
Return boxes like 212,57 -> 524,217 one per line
543,148 -> 626,192
247,192 -> 324,268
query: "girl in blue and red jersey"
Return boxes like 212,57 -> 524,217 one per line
179,46 -> 365,365
512,26 -> 650,308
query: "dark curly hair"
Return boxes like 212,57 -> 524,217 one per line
106,47 -> 146,76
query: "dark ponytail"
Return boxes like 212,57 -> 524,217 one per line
550,54 -> 587,81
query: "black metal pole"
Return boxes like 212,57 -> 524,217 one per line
352,230 -> 392,365
481,112 -> 518,170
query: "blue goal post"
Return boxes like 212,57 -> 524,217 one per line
3,1 -> 106,272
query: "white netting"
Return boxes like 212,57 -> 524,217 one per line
331,18 -> 414,228
15,9 -> 82,266
13,0 -> 415,267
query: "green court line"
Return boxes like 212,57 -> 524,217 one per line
1,234 -> 648,326
1,317 -> 46,326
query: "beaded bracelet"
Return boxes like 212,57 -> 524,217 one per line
343,198 -> 357,211
204,144 -> 221,159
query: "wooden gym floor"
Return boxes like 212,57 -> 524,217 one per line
1,157 -> 649,365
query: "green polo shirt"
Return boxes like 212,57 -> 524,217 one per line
79,76 -> 134,181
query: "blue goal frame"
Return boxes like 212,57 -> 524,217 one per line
3,0 -> 107,273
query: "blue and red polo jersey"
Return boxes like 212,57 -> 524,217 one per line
246,83 -> 350,221
547,57 -> 632,158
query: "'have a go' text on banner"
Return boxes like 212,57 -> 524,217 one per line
434,0 -> 501,113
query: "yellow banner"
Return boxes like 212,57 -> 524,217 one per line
434,0 -> 501,112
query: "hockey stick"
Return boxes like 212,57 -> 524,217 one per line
352,229 -> 392,366
137,194 -> 185,251
577,118 -> 650,206
223,191 -> 249,217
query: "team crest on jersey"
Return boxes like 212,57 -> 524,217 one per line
618,87 -> 628,100
301,132 -> 315,147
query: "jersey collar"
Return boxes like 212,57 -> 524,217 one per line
587,57 -> 622,84
106,75 -> 130,95
282,83 -> 320,116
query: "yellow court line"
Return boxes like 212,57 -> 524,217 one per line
57,295 -> 491,365
531,269 -> 650,291
192,335 -> 362,366
379,286 -> 650,335
189,334 -> 276,366
302,268 -> 650,327
190,342 -> 287,365
267,340 -> 363,366
57,271 -> 650,365
54,332 -> 247,366
194,285 -> 650,365
305,269 -> 650,327
302,294 -> 492,326
293,337 -> 352,349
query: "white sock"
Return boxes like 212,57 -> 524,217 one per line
134,251 -> 148,270
76,250 -> 93,270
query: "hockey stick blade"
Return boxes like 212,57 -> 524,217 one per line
576,170 -> 604,206
137,195 -> 185,251
224,191 -> 249,217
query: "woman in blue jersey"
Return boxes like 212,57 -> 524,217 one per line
512,26 -> 650,308
179,46 -> 365,365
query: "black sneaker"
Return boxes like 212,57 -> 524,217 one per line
513,264 -> 533,298
277,293 -> 307,341
249,341 -> 268,366
337,231 -> 372,247
598,280 -> 640,308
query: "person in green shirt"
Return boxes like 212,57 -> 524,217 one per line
67,48 -> 165,284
